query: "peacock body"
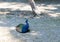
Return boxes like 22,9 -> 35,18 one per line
16,19 -> 29,33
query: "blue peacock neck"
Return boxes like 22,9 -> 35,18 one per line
25,19 -> 29,26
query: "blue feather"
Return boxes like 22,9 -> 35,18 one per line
22,19 -> 29,33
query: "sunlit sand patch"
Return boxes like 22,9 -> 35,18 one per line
0,28 -> 10,36
0,2 -> 31,11
49,14 -> 59,17
40,5 -> 57,10
0,21 -> 4,23
30,32 -> 38,35
0,2 -> 16,8
30,31 -> 42,36
47,4 -> 60,7
0,21 -> 7,24
0,12 -> 10,14
0,27 -> 23,42
9,27 -> 16,30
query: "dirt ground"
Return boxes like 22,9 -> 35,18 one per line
0,0 -> 60,42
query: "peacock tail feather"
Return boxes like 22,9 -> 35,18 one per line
17,24 -> 24,29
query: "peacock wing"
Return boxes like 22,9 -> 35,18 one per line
17,24 -> 24,29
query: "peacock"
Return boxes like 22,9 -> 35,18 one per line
16,19 -> 30,33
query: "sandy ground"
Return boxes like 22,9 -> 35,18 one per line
0,0 -> 60,42
0,27 -> 23,42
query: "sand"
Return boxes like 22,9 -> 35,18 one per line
0,0 -> 60,42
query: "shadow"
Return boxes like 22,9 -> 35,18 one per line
0,0 -> 28,3
44,4 -> 60,14
35,0 -> 60,4
0,0 -> 34,27
0,10 -> 37,27
6,9 -> 34,16
9,28 -> 42,40
0,4 -> 60,27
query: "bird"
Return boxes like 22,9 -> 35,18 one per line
16,19 -> 30,33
